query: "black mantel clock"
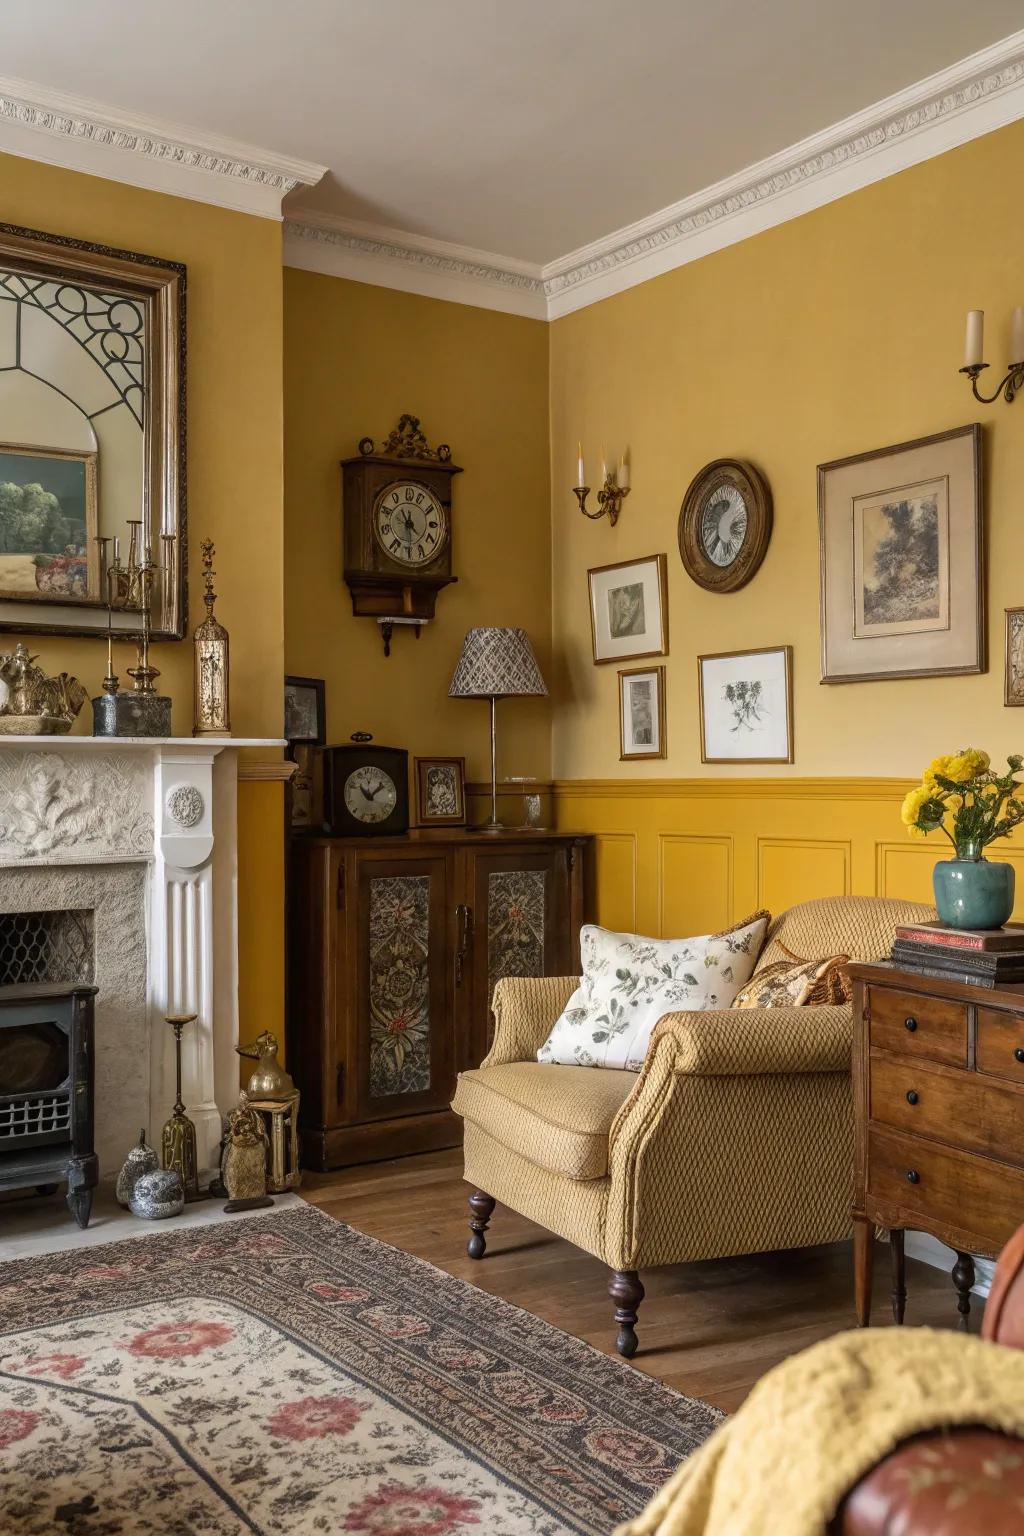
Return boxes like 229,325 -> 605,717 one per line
341,415 -> 461,652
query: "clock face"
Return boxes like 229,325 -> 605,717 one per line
374,481 -> 449,567
344,765 -> 398,824
699,483 -> 749,568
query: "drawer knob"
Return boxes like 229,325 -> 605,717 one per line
906,1090 -> 919,1105
1015,1048 -> 1024,1064
906,1169 -> 920,1184
904,1016 -> 918,1032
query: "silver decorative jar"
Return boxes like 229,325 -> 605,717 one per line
129,1168 -> 185,1220
115,1128 -> 159,1209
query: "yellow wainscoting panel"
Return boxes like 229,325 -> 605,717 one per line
591,833 -> 638,933
757,838 -> 851,915
659,834 -> 733,937
555,778 -> 921,935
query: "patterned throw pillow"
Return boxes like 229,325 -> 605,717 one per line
731,954 -> 850,1010
537,911 -> 770,1071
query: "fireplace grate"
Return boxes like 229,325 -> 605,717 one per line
0,910 -> 94,988
0,1092 -> 71,1141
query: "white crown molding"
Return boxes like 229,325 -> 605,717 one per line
283,212 -> 547,319
285,27 -> 1024,318
0,75 -> 326,220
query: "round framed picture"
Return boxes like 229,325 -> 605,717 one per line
677,459 -> 772,594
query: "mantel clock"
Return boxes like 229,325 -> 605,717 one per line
341,416 -> 461,636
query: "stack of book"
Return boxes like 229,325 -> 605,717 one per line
891,921 -> 1024,987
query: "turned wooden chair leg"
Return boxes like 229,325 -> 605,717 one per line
953,1250 -> 975,1331
467,1190 -> 496,1259
608,1269 -> 645,1359
890,1228 -> 906,1325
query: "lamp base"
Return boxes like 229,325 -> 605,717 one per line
475,819 -> 505,835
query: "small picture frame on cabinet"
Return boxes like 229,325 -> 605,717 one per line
414,756 -> 467,826
284,675 -> 326,747
618,666 -> 666,760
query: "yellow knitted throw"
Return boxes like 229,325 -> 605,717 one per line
616,1328 -> 1024,1536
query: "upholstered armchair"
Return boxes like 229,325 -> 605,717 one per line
451,895 -> 934,1356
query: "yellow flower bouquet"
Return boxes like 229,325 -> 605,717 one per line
901,749 -> 1024,928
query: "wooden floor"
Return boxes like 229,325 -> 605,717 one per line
303,1147 -> 965,1414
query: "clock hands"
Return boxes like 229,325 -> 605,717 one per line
359,780 -> 386,802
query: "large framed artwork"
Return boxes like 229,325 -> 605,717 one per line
0,222 -> 186,638
618,666 -> 666,760
818,425 -> 983,683
698,645 -> 793,764
588,553 -> 668,664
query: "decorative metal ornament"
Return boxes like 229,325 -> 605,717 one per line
92,520 -> 175,736
193,537 -> 231,736
130,1167 -> 185,1220
0,643 -> 87,734
222,1092 -> 274,1212
677,459 -> 773,594
115,1127 -> 159,1209
236,1030 -> 295,1100
161,1013 -> 200,1199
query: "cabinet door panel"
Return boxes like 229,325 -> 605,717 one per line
351,852 -> 455,1123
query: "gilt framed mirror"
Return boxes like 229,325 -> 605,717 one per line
0,222 -> 186,638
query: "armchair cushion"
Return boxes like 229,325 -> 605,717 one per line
756,895 -> 935,973
452,1062 -> 635,1180
733,955 -> 849,1009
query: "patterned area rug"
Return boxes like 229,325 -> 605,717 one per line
0,1205 -> 720,1534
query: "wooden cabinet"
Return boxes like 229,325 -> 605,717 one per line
287,830 -> 590,1170
850,962 -> 1024,1331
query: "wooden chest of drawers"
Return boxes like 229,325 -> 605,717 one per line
850,962 -> 1024,1329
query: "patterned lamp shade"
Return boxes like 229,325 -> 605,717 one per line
449,628 -> 548,699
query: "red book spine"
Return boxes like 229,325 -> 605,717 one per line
893,927 -> 986,951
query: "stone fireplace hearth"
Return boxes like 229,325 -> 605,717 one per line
0,736 -> 283,1178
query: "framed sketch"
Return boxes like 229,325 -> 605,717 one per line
818,425 -> 983,683
588,553 -> 668,664
0,443 -> 99,602
415,756 -> 466,826
619,666 -> 665,759
284,675 -> 325,746
698,646 -> 793,764
1006,609 -> 1024,706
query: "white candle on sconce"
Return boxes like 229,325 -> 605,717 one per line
599,447 -> 608,487
113,536 -> 121,563
964,309 -> 985,368
616,456 -> 630,490
1011,307 -> 1024,364
577,441 -> 585,488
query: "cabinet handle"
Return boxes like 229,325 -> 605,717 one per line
1015,1048 -> 1024,1064
906,1169 -> 920,1185
906,1090 -> 919,1105
455,903 -> 472,986
904,1016 -> 918,1033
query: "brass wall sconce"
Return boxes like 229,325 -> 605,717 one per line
960,307 -> 1024,403
574,443 -> 630,525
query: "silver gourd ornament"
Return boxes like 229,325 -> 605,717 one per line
115,1127 -> 159,1209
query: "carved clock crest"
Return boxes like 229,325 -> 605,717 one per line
341,416 -> 461,654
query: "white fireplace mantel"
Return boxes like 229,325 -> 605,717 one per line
0,735 -> 286,1174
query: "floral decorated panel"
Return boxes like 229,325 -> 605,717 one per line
368,874 -> 431,1098
487,869 -> 547,1006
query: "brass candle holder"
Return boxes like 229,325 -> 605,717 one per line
960,360 -> 1024,405
573,477 -> 630,526
161,1012 -> 201,1201
92,523 -> 175,736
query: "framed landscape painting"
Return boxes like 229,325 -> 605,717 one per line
618,666 -> 665,759
699,645 -> 793,764
0,443 -> 99,603
818,425 -> 983,683
588,553 -> 668,664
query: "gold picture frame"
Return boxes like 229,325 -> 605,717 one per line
588,552 -> 668,665
0,442 -> 99,603
618,665 -> 666,759
698,645 -> 793,764
414,756 -> 467,826
1006,608 -> 1024,706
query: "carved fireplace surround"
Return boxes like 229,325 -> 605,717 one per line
0,737 -> 283,1176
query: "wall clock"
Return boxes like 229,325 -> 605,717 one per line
677,459 -> 772,593
341,415 -> 460,649
322,738 -> 409,837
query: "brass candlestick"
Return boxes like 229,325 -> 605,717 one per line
92,523 -> 176,736
161,1013 -> 200,1200
573,478 -> 630,526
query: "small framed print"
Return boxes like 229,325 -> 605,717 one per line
698,645 -> 793,764
284,675 -> 325,746
415,756 -> 466,826
1006,609 -> 1024,706
618,666 -> 665,760
588,553 -> 668,664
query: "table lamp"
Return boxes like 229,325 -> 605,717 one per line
449,627 -> 548,832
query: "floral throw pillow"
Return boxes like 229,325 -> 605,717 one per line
537,911 -> 770,1071
731,955 -> 850,1010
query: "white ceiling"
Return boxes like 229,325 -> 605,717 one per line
2,0 -> 1023,266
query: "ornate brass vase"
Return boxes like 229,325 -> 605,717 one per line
161,1013 -> 200,1199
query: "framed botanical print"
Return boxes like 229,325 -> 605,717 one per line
414,756 -> 466,826
698,646 -> 793,764
619,666 -> 665,759
818,425 -> 983,683
284,675 -> 325,746
588,553 -> 668,664
1006,609 -> 1024,706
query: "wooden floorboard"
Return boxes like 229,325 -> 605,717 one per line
301,1147 -> 966,1414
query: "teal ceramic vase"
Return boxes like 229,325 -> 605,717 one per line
932,841 -> 1014,930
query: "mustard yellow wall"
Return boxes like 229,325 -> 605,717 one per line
0,150 -> 286,1032
283,270 -> 551,783
549,118 -> 1024,784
